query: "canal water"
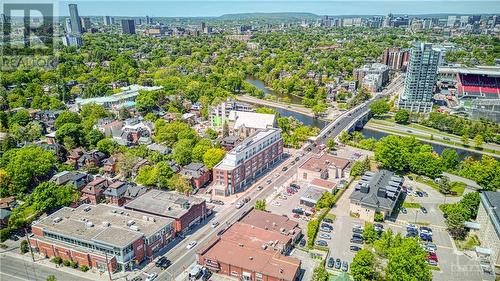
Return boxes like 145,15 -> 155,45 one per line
245,77 -> 304,105
360,127 -> 485,160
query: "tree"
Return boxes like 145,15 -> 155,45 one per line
369,99 -> 390,116
46,275 -> 57,281
409,151 -> 443,179
363,223 -> 379,244
441,148 -> 459,170
135,165 -> 158,186
8,109 -> 31,127
458,156 -> 499,191
173,139 -> 194,165
461,134 -> 469,145
386,238 -> 432,281
96,138 -> 118,155
1,146 -> 57,195
203,148 -> 226,169
222,121 -> 229,138
394,109 -> 410,124
351,249 -> 376,281
54,111 -> 81,129
474,134 -> 484,148
20,240 -> 29,254
254,199 -> 266,211
85,129 -> 104,148
350,157 -> 370,177
205,128 -> 218,140
438,176 -> 451,195
338,131 -> 351,144
192,139 -> 213,162
168,174 -> 191,194
326,138 -> 335,151
56,123 -> 85,149
311,262 -> 328,281
374,135 -> 411,172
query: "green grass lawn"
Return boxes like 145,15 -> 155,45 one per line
403,202 -> 421,208
411,173 -> 466,197
324,213 -> 337,221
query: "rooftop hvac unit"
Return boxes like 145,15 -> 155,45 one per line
130,225 -> 140,231
84,206 -> 91,212
102,221 -> 110,227
53,217 -> 62,223
85,221 -> 94,227
127,220 -> 135,226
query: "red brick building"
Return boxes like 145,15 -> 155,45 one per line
29,204 -> 174,272
179,163 -> 211,190
197,210 -> 301,281
81,177 -> 109,204
213,128 -> 283,196
124,190 -> 207,235
103,181 -> 129,206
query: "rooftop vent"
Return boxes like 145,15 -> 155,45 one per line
84,206 -> 91,212
249,257 -> 253,260
127,220 -> 135,227
130,225 -> 140,231
85,221 -> 94,227
53,217 -> 62,223
102,221 -> 110,227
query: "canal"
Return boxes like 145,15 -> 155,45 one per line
360,127 -> 485,160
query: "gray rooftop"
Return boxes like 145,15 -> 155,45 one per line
349,170 -> 403,212
480,191 -> 500,238
32,204 -> 173,248
124,190 -> 205,219
300,187 -> 324,205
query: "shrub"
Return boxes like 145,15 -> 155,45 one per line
0,228 -> 11,242
46,275 -> 57,281
20,240 -> 29,254
70,261 -> 78,268
306,219 -> 320,248
80,265 -> 89,272
63,260 -> 71,266
51,256 -> 63,265
374,212 -> 384,222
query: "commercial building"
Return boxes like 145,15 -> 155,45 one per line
296,153 -> 350,182
197,210 -> 301,281
103,16 -> 114,25
300,186 -> 325,208
227,111 -> 277,138
212,128 -> 283,196
80,17 -> 91,32
349,170 -> 403,221
124,190 -> 207,235
68,4 -> 83,34
399,42 -> 440,113
74,85 -> 162,111
382,47 -> 409,71
474,191 -> 500,270
29,204 -> 174,272
121,19 -> 136,35
209,98 -> 254,128
353,63 -> 389,92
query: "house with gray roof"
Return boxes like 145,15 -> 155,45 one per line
349,170 -> 403,222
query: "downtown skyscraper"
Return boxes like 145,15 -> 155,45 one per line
398,42 -> 439,113
68,4 -> 83,34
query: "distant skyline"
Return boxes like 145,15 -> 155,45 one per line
58,1 -> 500,17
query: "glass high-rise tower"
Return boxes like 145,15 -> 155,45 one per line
68,4 -> 83,34
399,42 -> 439,113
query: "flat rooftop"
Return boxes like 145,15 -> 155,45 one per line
124,189 -> 205,219
299,154 -> 350,172
239,209 -> 299,234
33,204 -> 173,248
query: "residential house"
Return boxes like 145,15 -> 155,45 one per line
122,184 -> 148,204
77,150 -> 107,169
179,163 -> 211,190
102,157 -> 117,175
50,171 -> 90,190
81,177 -> 109,204
103,181 -> 129,206
132,159 -> 151,178
146,143 -> 171,155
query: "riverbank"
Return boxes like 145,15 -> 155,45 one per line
235,94 -> 316,117
364,121 -> 500,159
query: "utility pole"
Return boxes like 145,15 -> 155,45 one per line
105,251 -> 112,281
24,227 -> 35,262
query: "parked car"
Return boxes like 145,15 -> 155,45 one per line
420,233 -> 433,242
315,240 -> 328,247
406,231 -> 418,238
352,228 -> 363,234
266,179 -> 272,184
282,166 -> 288,172
427,259 -> 438,266
145,272 -> 158,281
425,242 -> 437,251
319,233 -> 331,240
186,241 -> 197,249
420,206 -> 428,214
334,259 -> 341,269
211,221 -> 219,228
257,186 -> 263,191
341,261 -> 349,272
352,233 -> 363,240
290,183 -> 300,189
155,257 -> 171,269
210,200 -> 224,205
420,226 -> 433,235
235,201 -> 244,209
350,237 -> 363,244
427,253 -> 438,262
416,191 -> 424,197
320,226 -> 332,233
322,218 -> 333,223
321,223 -> 333,230
295,157 -> 300,161
350,245 -> 361,252
327,257 -> 335,268
290,161 -> 295,165
299,239 -> 306,247
292,208 -> 305,215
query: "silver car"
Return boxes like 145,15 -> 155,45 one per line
319,233 -> 331,240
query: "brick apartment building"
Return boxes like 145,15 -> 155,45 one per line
213,128 -> 283,196
29,204 -> 174,272
197,210 -> 301,281
124,190 -> 207,235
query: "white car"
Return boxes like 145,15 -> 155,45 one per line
211,221 -> 219,228
186,241 -> 197,249
145,272 -> 158,281
271,201 -> 281,206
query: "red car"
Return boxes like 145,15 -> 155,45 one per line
427,253 -> 438,262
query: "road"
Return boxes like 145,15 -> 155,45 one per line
0,254 -> 91,281
143,75 -> 406,281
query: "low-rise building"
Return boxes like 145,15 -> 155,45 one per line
29,204 -> 174,272
103,181 -> 130,206
197,210 -> 301,281
474,191 -> 500,269
124,190 -> 207,235
297,153 -> 350,182
209,98 -> 254,129
227,111 -> 277,138
300,186 -> 325,208
74,85 -> 162,111
179,163 -> 211,190
349,170 -> 403,221
213,128 -> 283,196
81,177 -> 109,204
50,171 -> 90,190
